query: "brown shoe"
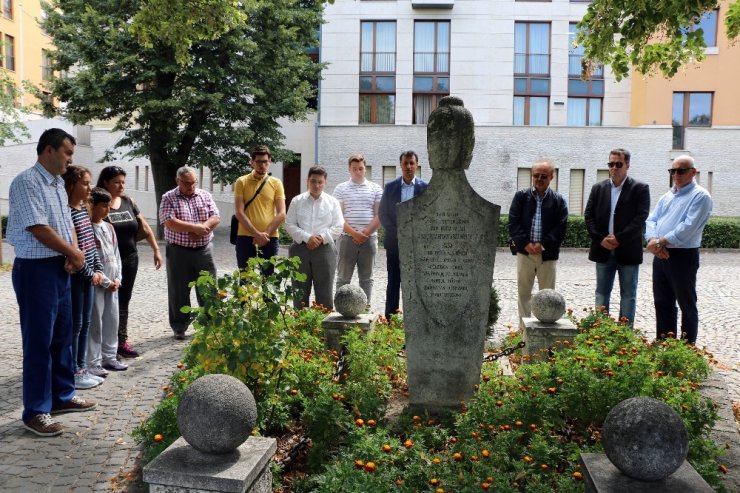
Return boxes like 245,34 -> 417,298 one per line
24,413 -> 63,437
51,396 -> 97,415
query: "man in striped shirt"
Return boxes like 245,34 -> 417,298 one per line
333,153 -> 383,302
159,166 -> 220,339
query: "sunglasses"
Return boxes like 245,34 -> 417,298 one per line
607,162 -> 625,169
668,168 -> 693,176
532,174 -> 550,180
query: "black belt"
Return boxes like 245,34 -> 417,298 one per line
168,243 -> 208,251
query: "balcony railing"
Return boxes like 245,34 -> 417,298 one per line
514,53 -> 550,76
413,52 -> 450,73
360,52 -> 396,73
568,54 -> 603,78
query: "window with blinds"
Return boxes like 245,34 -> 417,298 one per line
383,166 -> 396,184
569,169 -> 585,214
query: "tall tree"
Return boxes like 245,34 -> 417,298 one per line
0,72 -> 30,146
578,0 -> 740,80
40,0 -> 323,212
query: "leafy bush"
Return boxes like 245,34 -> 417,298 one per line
304,311 -> 727,492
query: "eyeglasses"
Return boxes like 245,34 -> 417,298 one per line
532,174 -> 550,180
607,162 -> 624,169
668,168 -> 693,176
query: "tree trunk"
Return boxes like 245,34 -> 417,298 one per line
150,145 -> 178,239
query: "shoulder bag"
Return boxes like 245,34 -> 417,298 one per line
230,173 -> 271,245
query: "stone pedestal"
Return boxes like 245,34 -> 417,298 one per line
321,313 -> 378,352
143,436 -> 276,493
580,453 -> 713,493
522,317 -> 577,360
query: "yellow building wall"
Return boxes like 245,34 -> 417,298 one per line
631,1 -> 740,126
1,0 -> 54,109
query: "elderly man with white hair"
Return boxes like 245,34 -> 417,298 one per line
158,166 -> 221,339
645,155 -> 712,345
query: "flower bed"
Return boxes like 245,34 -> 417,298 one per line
133,259 -> 729,491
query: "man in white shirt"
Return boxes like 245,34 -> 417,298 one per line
332,153 -> 383,302
285,166 -> 344,310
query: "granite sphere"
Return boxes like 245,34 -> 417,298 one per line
531,289 -> 566,323
334,285 -> 367,318
603,396 -> 688,481
177,374 -> 257,454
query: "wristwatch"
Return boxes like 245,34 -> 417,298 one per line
655,240 -> 662,249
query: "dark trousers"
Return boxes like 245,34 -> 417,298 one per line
384,238 -> 401,320
235,236 -> 279,275
12,257 -> 76,423
652,248 -> 700,343
70,274 -> 94,372
118,252 -> 139,344
166,243 -> 217,333
288,242 -> 337,310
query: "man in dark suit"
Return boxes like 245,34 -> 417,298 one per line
379,150 -> 429,320
584,148 -> 650,326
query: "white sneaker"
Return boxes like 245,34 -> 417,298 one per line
74,371 -> 100,389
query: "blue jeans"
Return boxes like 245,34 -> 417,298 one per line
594,253 -> 639,326
12,257 -> 75,423
71,274 -> 94,372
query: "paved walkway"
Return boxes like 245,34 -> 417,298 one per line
0,229 -> 738,491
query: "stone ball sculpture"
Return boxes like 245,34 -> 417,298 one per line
531,289 -> 566,323
603,396 -> 688,481
427,96 -> 475,170
177,374 -> 257,455
334,284 -> 367,318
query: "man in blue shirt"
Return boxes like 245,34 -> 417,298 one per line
379,151 -> 428,320
645,155 -> 713,344
7,128 -> 97,437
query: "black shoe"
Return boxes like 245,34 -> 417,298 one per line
173,331 -> 187,340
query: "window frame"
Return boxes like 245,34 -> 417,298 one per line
359,20 -> 397,124
4,34 -> 15,71
2,0 -> 12,20
513,22 -> 551,126
672,91 -> 713,150
413,20 -> 451,124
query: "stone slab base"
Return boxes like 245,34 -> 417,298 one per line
522,317 -> 577,360
580,453 -> 713,493
322,313 -> 377,352
143,436 -> 276,493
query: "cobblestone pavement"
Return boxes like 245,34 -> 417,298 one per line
0,229 -> 738,491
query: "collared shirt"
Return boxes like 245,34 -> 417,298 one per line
400,177 -> 417,203
159,187 -> 220,247
285,191 -> 344,245
608,179 -> 624,235
645,181 -> 713,248
7,162 -> 75,259
333,178 -> 383,234
530,187 -> 551,243
233,172 -> 285,237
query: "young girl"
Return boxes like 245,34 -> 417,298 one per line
87,188 -> 128,374
63,165 -> 105,389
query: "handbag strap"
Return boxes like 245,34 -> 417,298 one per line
244,173 -> 271,211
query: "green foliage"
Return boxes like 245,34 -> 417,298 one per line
488,284 -> 501,328
39,0 -> 324,204
0,70 -> 30,145
306,312 -> 726,492
498,214 -> 740,249
577,0 -> 737,80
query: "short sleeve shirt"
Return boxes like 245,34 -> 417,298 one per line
233,173 -> 285,237
333,179 -> 383,234
105,195 -> 140,259
6,162 -> 75,259
159,187 -> 220,247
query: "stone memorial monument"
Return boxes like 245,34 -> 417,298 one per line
143,374 -> 276,493
397,96 -> 500,409
522,289 -> 577,360
580,396 -> 713,492
321,285 -> 377,351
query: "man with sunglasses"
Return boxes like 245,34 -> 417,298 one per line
645,155 -> 712,344
584,148 -> 650,326
508,159 -> 568,325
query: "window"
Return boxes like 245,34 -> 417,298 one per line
145,166 -> 150,191
41,49 -> 53,81
514,22 -> 550,126
4,35 -> 15,71
685,9 -> 718,47
567,23 -> 603,126
413,20 -> 450,124
596,169 -> 609,183
569,169 -> 585,214
2,0 -> 12,20
383,165 -> 396,184
517,167 -> 558,191
360,21 -> 396,124
135,166 -> 140,190
672,92 -> 712,149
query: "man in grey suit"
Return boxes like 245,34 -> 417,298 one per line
379,151 -> 428,320
584,148 -> 650,325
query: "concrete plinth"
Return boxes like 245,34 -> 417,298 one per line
580,453 -> 713,493
321,313 -> 377,351
522,317 -> 577,360
143,436 -> 276,493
